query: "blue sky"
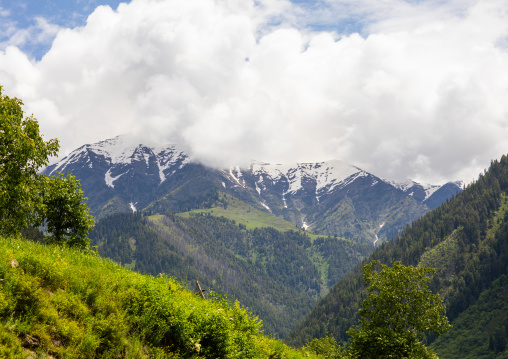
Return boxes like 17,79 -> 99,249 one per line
0,0 -> 125,59
1,0 -> 507,184
1,0 -> 366,60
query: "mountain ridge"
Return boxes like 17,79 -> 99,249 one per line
286,155 -> 508,358
43,135 -> 462,244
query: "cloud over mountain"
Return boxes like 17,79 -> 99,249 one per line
1,0 -> 507,184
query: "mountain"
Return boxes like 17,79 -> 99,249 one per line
43,135 -> 461,244
388,179 -> 464,209
88,211 -> 372,338
286,155 -> 508,358
41,135 -> 465,340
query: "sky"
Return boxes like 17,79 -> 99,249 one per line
1,0 -> 507,185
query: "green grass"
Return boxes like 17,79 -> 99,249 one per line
176,193 -> 300,232
0,236 -> 325,358
173,193 -> 338,244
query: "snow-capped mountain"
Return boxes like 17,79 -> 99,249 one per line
252,160 -> 369,200
46,136 -> 190,188
43,136 -> 461,244
43,136 -> 203,216
222,160 -> 369,206
386,179 -> 463,209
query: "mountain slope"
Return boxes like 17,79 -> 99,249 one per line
88,211 -> 372,338
44,135 -> 461,244
0,236 -> 324,358
226,161 -> 433,243
286,155 -> 508,358
429,273 -> 508,358
389,179 -> 464,209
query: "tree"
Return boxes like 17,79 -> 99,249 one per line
0,87 -> 59,235
0,86 -> 94,246
42,173 -> 95,249
303,334 -> 346,358
347,261 -> 451,359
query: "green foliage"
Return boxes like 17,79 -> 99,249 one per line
42,173 -> 95,249
0,86 -> 94,247
0,86 -> 59,236
0,236 -> 321,358
347,261 -> 450,359
430,273 -> 508,358
288,155 -> 508,350
303,335 -> 346,358
89,212 -> 371,338
177,191 -> 300,232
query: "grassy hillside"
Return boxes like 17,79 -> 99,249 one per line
286,155 -> 508,358
89,212 -> 372,339
176,192 -> 301,232
175,192 -> 342,243
0,236 -> 327,358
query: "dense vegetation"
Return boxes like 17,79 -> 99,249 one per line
346,261 -> 450,359
430,273 -> 508,358
0,236 -> 336,358
0,87 -> 94,247
287,156 -> 508,358
89,212 -> 372,338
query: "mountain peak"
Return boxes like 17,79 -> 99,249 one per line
385,178 -> 462,208
43,136 -> 461,242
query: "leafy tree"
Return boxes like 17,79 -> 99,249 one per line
0,86 -> 94,246
347,261 -> 450,359
42,173 -> 95,249
303,335 -> 346,358
0,86 -> 59,235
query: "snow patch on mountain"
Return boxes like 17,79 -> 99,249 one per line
386,179 -> 441,202
228,166 -> 246,188
251,159 -> 366,197
387,179 -> 417,192
260,202 -> 272,213
423,185 -> 441,201
155,147 -> 189,183
46,135 -> 190,185
104,169 -> 126,188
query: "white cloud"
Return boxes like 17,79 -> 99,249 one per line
1,0 -> 508,185
0,13 -> 62,53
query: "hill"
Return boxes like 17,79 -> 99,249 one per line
0,236 -> 326,358
286,156 -> 508,358
88,211 -> 372,338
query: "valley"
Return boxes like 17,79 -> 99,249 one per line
287,156 -> 508,358
41,135 -> 464,341
2,0 -> 507,355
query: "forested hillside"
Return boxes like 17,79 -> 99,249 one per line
287,156 -> 508,358
89,212 -> 372,338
